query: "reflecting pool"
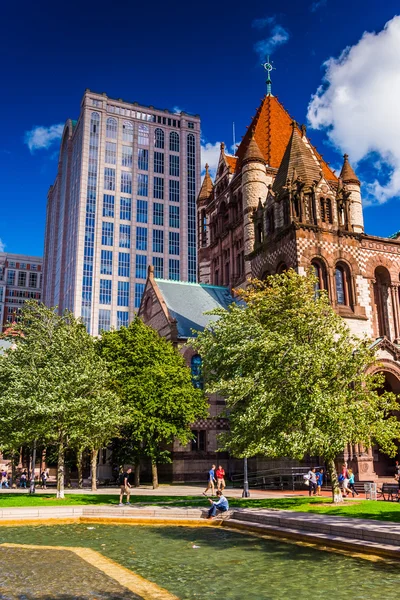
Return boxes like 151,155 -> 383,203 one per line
0,524 -> 398,599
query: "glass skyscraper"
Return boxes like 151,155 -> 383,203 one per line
43,90 -> 201,335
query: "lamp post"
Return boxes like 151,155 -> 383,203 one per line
242,456 -> 250,498
29,440 -> 36,494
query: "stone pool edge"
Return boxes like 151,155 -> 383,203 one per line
0,505 -> 399,561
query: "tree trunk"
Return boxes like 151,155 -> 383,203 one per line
57,439 -> 65,499
90,449 -> 98,492
151,461 -> 158,489
134,459 -> 140,487
29,440 -> 37,494
327,457 -> 343,503
77,448 -> 83,489
11,452 -> 17,487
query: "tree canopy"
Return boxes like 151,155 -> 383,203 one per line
98,318 -> 208,487
192,270 -> 400,500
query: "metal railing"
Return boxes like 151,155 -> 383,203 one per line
231,466 -> 324,491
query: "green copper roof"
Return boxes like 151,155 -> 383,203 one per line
155,279 -> 239,339
389,230 -> 400,240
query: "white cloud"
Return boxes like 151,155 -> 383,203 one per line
172,106 -> 183,114
24,123 -> 64,154
0,238 -> 5,252
310,0 -> 327,12
307,15 -> 400,204
201,141 -> 222,177
252,16 -> 290,60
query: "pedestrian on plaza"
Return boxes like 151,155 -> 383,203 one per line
20,471 -> 27,489
307,468 -> 317,496
338,463 -> 349,496
395,460 -> 400,480
347,469 -> 358,497
316,468 -> 324,496
1,470 -> 8,488
118,468 -> 132,506
40,470 -> 47,490
216,465 -> 226,491
206,490 -> 229,519
203,464 -> 216,497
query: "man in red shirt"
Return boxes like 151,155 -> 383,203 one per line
216,465 -> 226,491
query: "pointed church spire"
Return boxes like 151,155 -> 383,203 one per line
273,125 -> 321,193
340,154 -> 360,185
242,130 -> 266,165
198,163 -> 214,201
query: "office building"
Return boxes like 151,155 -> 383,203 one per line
0,253 -> 42,329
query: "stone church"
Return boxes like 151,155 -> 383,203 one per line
140,88 -> 400,483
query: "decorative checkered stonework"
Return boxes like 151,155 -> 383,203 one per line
192,418 -> 229,430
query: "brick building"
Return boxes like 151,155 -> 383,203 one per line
195,89 -> 400,481
0,253 -> 42,329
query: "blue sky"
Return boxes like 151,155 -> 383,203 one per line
1,0 -> 400,256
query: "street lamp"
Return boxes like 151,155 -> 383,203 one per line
29,440 -> 36,494
242,456 -> 250,498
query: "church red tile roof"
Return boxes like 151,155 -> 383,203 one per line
198,163 -> 214,200
235,95 -> 337,182
225,154 -> 238,172
340,154 -> 360,185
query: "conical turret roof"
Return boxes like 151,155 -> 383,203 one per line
198,164 -> 214,201
272,125 -> 322,192
242,132 -> 266,164
340,154 -> 360,185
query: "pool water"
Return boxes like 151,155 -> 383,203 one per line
0,524 -> 398,600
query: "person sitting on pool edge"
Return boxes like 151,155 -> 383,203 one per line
207,490 -> 229,519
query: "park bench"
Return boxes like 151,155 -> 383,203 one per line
380,483 -> 399,501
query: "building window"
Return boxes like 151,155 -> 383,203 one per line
152,256 -> 164,278
18,272 -> 26,287
154,151 -> 164,174
169,205 -> 180,228
117,281 -> 130,307
191,430 -> 206,451
120,197 -> 131,220
136,227 -> 148,251
30,272 -> 38,288
104,167 -> 115,191
105,141 -> 116,165
103,194 -> 115,217
191,354 -> 203,389
137,174 -> 148,197
153,202 -> 164,226
122,121 -> 134,143
169,232 -> 179,255
137,199 -> 148,223
135,254 -> 147,279
122,145 -> 133,167
102,222 -> 114,246
187,133 -> 196,282
153,229 -> 164,253
169,180 -> 179,202
153,177 -> 164,200
117,311 -> 129,328
138,124 -> 149,146
134,283 -> 145,309
335,263 -> 352,306
121,171 -> 132,194
169,155 -> 180,177
100,250 -> 113,275
154,128 -> 164,149
106,117 -> 117,139
138,149 -> 149,171
311,260 -> 328,297
119,224 -> 131,248
99,279 -> 112,305
169,259 -> 180,281
98,309 -> 111,332
169,131 -> 179,152
118,252 -> 130,277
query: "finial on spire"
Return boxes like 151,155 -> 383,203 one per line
262,55 -> 275,96
205,163 -> 209,173
220,142 -> 225,153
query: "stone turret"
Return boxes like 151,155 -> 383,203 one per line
242,133 -> 269,275
340,154 -> 363,233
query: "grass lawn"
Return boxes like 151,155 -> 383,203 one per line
1,492 -> 400,522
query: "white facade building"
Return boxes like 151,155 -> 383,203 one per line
43,89 -> 201,335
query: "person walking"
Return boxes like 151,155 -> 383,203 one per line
307,468 -> 317,496
20,471 -> 27,489
347,469 -> 359,497
1,470 -> 8,489
118,468 -> 132,506
40,470 -> 47,490
339,463 -> 349,497
316,468 -> 324,496
203,464 -> 216,496
216,465 -> 226,491
206,490 -> 229,519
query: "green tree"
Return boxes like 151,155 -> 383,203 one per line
193,270 -> 400,502
98,318 -> 208,488
0,302 -> 121,498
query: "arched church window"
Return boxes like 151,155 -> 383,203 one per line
256,222 -> 263,245
311,260 -> 328,297
191,354 -> 203,389
201,209 -> 207,247
276,263 -> 288,274
374,266 -> 391,338
335,262 -> 352,307
320,198 -> 325,222
326,199 -> 332,223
